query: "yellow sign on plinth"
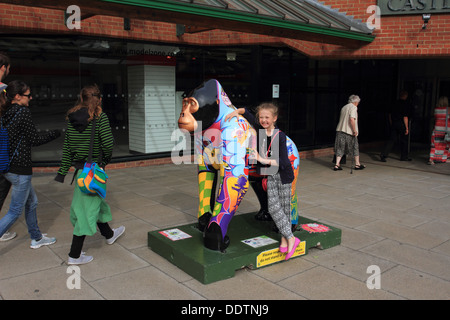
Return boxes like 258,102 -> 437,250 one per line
256,241 -> 306,268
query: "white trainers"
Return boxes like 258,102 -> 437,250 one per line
106,225 -> 125,245
68,252 -> 93,265
0,231 -> 17,242
30,234 -> 56,249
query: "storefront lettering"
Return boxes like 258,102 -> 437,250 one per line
379,0 -> 450,14
127,49 -> 178,57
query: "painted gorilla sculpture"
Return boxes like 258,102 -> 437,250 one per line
178,79 -> 299,251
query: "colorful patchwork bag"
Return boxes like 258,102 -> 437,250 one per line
77,118 -> 108,198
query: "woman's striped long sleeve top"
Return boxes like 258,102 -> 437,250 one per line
55,108 -> 114,182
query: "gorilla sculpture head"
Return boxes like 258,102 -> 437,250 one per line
178,79 -> 220,133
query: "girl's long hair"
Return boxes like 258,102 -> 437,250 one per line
67,84 -> 102,121
0,80 -> 30,117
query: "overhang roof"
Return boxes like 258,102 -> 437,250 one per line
0,0 -> 374,46
103,0 -> 374,45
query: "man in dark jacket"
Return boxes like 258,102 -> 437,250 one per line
380,90 -> 412,162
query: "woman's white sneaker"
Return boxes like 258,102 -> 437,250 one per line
106,226 -> 125,245
30,234 -> 56,249
0,231 -> 17,242
68,252 -> 93,265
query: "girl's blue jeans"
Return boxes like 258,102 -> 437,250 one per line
0,173 -> 41,241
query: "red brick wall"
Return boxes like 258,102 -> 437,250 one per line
32,157 -> 176,173
315,0 -> 450,59
32,148 -> 338,173
0,3 -> 193,43
0,1 -> 448,59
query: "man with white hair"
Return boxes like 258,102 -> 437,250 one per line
380,90 -> 411,162
333,95 -> 365,171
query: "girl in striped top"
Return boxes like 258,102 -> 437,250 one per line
55,84 -> 124,265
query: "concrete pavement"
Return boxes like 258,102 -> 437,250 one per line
0,149 -> 449,300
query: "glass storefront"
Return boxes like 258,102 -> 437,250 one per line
3,36 -> 268,164
3,34 -> 425,166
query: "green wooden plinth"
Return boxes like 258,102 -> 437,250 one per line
148,213 -> 341,284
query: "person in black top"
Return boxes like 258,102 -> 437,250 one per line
380,90 -> 411,162
0,80 -> 60,248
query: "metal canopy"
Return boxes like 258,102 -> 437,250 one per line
102,0 -> 374,45
174,0 -> 371,32
0,0 -> 374,46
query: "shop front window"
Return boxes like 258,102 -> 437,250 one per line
2,37 -> 184,163
1,37 -> 260,164
2,35 -> 405,164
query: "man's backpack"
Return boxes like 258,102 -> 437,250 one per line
0,109 -> 23,173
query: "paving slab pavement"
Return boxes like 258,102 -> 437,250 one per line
0,150 -> 449,301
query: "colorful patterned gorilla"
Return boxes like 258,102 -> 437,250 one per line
178,79 -> 299,251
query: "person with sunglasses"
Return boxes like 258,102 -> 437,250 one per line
0,80 -> 61,248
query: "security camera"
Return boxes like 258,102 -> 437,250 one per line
422,14 -> 431,29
